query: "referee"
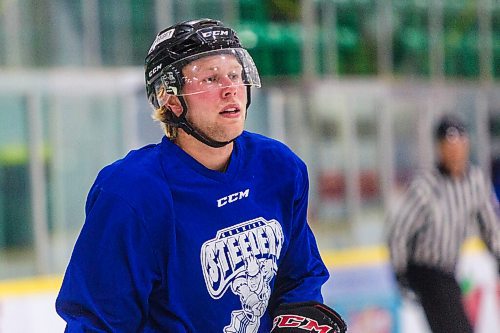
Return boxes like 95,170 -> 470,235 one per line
387,114 -> 500,333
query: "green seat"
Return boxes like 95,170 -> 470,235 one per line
442,1 -> 480,79
266,23 -> 302,76
335,0 -> 376,74
392,1 -> 430,77
237,23 -> 273,77
239,0 -> 267,23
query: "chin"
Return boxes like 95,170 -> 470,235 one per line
222,127 -> 244,142
217,134 -> 241,144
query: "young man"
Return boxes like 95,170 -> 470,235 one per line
56,19 -> 346,333
387,114 -> 500,333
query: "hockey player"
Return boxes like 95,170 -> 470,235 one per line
56,18 -> 346,332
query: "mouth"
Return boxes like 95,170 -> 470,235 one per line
219,105 -> 241,116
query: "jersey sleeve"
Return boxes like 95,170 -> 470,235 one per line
386,179 -> 429,275
55,187 -> 161,332
268,160 -> 329,314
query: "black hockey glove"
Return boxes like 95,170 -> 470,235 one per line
271,301 -> 347,333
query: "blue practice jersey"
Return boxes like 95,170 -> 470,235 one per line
56,131 -> 329,332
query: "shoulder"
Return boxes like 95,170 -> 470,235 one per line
237,132 -> 308,198
85,142 -> 174,247
238,131 -> 306,171
468,164 -> 486,180
90,142 -> 171,209
467,164 -> 491,191
406,168 -> 441,196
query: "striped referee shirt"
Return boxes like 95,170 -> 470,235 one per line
387,164 -> 500,275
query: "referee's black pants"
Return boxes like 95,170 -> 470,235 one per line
407,263 -> 473,333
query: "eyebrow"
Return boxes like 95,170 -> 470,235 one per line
202,64 -> 242,71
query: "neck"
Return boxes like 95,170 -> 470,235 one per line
439,161 -> 467,179
449,166 -> 466,179
175,132 -> 234,172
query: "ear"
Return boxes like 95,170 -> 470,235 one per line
165,95 -> 183,117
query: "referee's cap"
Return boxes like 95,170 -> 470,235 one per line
434,114 -> 468,142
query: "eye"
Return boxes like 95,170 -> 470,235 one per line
228,72 -> 242,82
203,75 -> 217,84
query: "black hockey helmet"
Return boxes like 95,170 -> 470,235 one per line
145,18 -> 260,109
144,18 -> 260,148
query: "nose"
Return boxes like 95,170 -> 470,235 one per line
221,79 -> 238,97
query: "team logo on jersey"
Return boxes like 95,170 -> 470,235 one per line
200,217 -> 284,333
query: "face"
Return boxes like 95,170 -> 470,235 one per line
437,132 -> 470,175
248,272 -> 262,292
177,54 -> 248,143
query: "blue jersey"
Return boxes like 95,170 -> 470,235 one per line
56,131 -> 329,332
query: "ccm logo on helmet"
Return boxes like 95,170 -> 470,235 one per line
201,29 -> 230,38
273,315 -> 336,333
148,63 -> 163,78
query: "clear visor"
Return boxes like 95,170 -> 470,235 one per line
154,48 -> 261,106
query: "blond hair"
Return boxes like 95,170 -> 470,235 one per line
152,107 -> 178,140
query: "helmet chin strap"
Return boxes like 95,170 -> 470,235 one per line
166,96 -> 233,148
163,88 -> 251,148
178,118 -> 234,148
